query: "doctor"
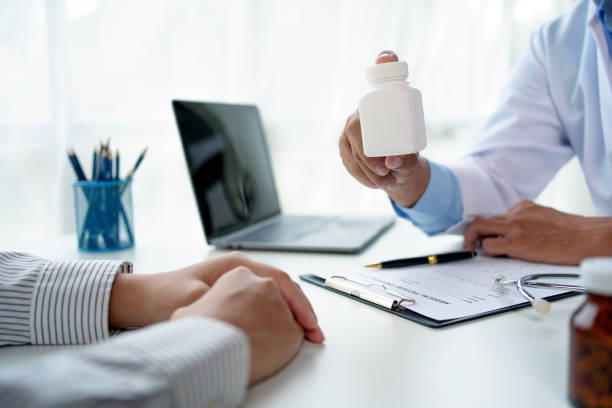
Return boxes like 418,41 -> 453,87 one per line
339,0 -> 612,266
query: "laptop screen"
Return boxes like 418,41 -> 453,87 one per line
173,100 -> 281,240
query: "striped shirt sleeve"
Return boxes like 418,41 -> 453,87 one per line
0,252 -> 132,346
0,317 -> 250,408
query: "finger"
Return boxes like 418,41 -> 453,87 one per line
463,217 -> 510,250
305,328 -> 325,344
339,132 -> 377,188
375,50 -> 399,64
249,260 -> 323,340
344,114 -> 388,175
480,236 -> 511,257
294,282 -> 325,343
385,154 -> 420,176
276,278 -> 320,333
279,283 -> 325,344
345,133 -> 394,187
352,151 -> 394,188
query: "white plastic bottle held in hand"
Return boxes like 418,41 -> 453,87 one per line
358,51 -> 426,157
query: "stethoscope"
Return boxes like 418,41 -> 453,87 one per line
495,273 -> 585,314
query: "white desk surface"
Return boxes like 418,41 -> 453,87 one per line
0,222 -> 581,408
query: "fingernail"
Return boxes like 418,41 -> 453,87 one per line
378,50 -> 397,58
389,157 -> 404,169
375,165 -> 388,176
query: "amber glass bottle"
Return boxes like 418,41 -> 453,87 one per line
569,258 -> 612,407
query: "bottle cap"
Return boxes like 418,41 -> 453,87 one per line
580,257 -> 612,296
366,61 -> 409,83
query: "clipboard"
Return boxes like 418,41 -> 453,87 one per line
300,273 -> 581,328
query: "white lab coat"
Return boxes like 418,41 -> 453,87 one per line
447,0 -> 612,233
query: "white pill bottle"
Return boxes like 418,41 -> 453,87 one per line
358,61 -> 427,157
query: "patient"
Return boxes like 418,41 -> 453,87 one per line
0,251 -> 324,407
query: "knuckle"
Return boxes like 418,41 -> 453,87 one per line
229,251 -> 248,259
344,113 -> 353,127
260,276 -> 277,289
513,200 -> 532,211
274,270 -> 291,283
232,265 -> 252,276
346,117 -> 361,135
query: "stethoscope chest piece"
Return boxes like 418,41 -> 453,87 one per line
495,273 -> 584,315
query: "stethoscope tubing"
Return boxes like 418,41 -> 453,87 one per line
496,273 -> 584,302
496,277 -> 584,291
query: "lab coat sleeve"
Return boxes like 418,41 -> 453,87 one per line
446,28 -> 574,234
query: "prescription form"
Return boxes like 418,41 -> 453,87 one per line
319,256 -> 580,321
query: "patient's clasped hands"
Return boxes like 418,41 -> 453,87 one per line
109,252 -> 324,384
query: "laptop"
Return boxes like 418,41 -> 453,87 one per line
172,100 -> 395,253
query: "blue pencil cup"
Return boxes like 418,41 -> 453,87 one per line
72,180 -> 135,251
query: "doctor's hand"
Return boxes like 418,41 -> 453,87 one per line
463,200 -> 612,265
109,252 -> 324,344
339,50 -> 431,208
171,266 -> 304,385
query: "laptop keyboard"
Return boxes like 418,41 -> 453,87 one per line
231,216 -> 331,243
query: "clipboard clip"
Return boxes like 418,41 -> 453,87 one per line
325,275 -> 415,311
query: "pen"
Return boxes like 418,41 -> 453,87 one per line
125,147 -> 147,180
365,251 -> 477,269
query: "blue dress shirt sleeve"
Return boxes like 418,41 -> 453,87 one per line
391,160 -> 463,235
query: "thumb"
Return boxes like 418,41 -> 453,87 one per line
375,50 -> 399,64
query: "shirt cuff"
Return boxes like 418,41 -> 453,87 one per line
30,259 -> 132,345
391,160 -> 463,235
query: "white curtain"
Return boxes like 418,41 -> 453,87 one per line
1,0 -> 588,241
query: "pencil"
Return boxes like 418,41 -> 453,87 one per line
365,251 -> 477,269
107,152 -> 113,180
100,148 -> 108,181
92,149 -> 99,181
125,147 -> 147,180
115,150 -> 120,180
67,150 -> 87,181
